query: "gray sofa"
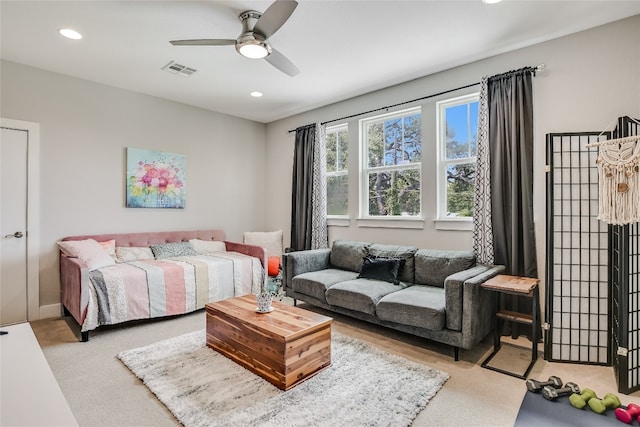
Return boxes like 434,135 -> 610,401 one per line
282,240 -> 505,360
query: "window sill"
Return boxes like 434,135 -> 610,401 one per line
357,217 -> 424,229
327,218 -> 350,227
434,218 -> 473,231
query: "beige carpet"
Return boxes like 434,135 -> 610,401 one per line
32,299 -> 639,427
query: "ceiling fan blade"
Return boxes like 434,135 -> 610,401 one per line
170,39 -> 236,46
254,0 -> 298,39
265,48 -> 300,77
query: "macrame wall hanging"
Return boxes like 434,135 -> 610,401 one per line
587,135 -> 640,225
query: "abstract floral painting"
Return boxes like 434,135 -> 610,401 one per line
126,148 -> 186,208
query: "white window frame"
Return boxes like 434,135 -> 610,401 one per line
325,123 -> 349,220
435,93 -> 479,231
359,107 -> 422,223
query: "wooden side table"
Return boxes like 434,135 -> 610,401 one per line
480,274 -> 540,379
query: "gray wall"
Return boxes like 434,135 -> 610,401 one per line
265,15 -> 640,299
1,60 -> 267,307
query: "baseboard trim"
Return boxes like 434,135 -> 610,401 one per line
39,303 -> 61,320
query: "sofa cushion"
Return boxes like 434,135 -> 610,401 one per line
376,286 -> 446,331
330,240 -> 371,272
414,249 -> 476,287
367,244 -> 418,283
325,279 -> 401,315
358,256 -> 404,285
292,269 -> 359,302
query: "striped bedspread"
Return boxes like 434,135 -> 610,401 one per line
82,252 -> 263,332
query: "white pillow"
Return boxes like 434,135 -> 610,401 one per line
115,246 -> 154,263
57,239 -> 116,271
243,230 -> 283,258
189,239 -> 226,255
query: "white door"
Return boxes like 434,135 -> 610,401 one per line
1,119 -> 39,326
1,127 -> 28,325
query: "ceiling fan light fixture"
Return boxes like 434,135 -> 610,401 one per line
236,37 -> 271,59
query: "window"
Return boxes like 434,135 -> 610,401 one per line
325,124 -> 348,216
360,108 -> 421,217
437,94 -> 479,221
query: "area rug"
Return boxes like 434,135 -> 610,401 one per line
117,330 -> 449,427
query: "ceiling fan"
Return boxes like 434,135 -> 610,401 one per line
170,0 -> 300,77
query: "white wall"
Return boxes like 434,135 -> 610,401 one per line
1,60 -> 267,307
1,15 -> 638,314
265,15 -> 640,293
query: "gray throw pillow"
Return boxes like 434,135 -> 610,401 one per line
150,242 -> 197,259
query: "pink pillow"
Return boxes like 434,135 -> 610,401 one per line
57,239 -> 116,271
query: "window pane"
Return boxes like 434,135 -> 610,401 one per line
381,114 -> 421,166
337,130 -> 348,171
368,169 -> 420,216
446,163 -> 476,217
326,132 -> 337,172
327,175 -> 348,216
469,102 -> 478,157
445,102 -> 478,160
384,117 -> 402,166
404,113 -> 421,163
445,104 -> 470,160
367,122 -> 384,167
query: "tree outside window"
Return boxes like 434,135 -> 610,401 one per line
437,95 -> 479,219
361,108 -> 421,217
326,124 -> 348,216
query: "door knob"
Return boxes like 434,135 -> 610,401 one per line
4,231 -> 24,238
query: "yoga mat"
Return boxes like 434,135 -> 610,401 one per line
514,391 -> 622,426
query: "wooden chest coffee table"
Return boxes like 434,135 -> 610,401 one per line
205,294 -> 332,390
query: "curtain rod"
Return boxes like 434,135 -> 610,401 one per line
286,63 -> 545,134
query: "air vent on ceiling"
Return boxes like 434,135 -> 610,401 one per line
162,61 -> 197,77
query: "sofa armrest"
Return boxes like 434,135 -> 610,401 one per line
458,265 -> 506,349
444,265 -> 490,331
282,249 -> 331,292
60,254 -> 90,325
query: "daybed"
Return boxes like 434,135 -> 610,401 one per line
283,240 -> 505,360
59,229 -> 266,341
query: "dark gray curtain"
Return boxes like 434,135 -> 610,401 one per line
290,125 -> 316,251
488,67 -> 538,338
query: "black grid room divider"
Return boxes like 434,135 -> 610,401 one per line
545,131 -> 611,366
610,116 -> 640,394
546,116 -> 640,394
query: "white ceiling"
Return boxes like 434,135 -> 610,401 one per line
2,1 -> 639,123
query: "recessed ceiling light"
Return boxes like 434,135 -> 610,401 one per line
482,0 -> 503,3
59,28 -> 83,40
250,91 -> 263,98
